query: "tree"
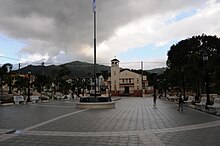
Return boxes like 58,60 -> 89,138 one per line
14,76 -> 29,95
167,34 -> 220,96
0,63 -> 13,94
100,70 -> 109,80
57,65 -> 71,77
32,74 -> 51,93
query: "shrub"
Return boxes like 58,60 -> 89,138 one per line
1,96 -> 14,103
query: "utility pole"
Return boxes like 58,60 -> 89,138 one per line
141,61 -> 144,97
41,62 -> 45,98
18,63 -> 21,95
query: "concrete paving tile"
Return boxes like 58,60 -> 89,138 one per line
1,98 -> 220,145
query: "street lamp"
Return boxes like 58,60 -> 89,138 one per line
181,67 -> 186,101
27,71 -> 31,102
203,54 -> 210,108
109,82 -> 111,97
163,78 -> 167,98
152,73 -> 157,106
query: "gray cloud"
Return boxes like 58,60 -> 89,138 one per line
0,0 -> 207,64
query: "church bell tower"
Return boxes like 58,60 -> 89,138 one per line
111,58 -> 120,94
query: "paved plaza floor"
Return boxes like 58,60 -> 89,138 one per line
0,97 -> 220,146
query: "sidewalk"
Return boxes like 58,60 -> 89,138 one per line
0,97 -> 220,145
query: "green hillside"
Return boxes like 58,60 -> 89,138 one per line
16,61 -> 165,79
18,61 -> 111,78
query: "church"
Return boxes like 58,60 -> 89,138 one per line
108,58 -> 148,97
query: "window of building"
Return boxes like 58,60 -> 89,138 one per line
137,78 -> 139,83
129,79 -> 131,83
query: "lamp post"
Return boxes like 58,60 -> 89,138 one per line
152,73 -> 157,105
163,78 -> 167,98
27,71 -> 31,102
51,82 -> 55,100
181,68 -> 186,101
76,78 -> 79,97
203,55 -> 210,108
108,81 -> 112,101
18,63 -> 21,95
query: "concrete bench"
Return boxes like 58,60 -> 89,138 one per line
195,97 -> 206,110
13,96 -> 26,104
184,96 -> 195,107
167,96 -> 178,102
207,98 -> 220,115
40,96 -> 50,103
54,92 -> 63,100
30,96 -> 41,103
63,94 -> 73,100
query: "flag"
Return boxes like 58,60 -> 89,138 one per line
92,0 -> 96,12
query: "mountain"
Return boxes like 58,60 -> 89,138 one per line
147,67 -> 166,74
17,61 -> 111,78
15,61 -> 166,79
62,61 -> 110,78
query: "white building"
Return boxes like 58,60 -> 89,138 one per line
108,58 -> 148,97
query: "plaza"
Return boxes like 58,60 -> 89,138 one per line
0,97 -> 220,146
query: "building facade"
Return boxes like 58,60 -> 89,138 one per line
109,58 -> 148,97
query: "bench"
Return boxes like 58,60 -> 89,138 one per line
40,95 -> 50,103
56,95 -> 64,100
13,96 -> 26,104
63,94 -> 72,100
195,97 -> 206,110
167,96 -> 178,102
207,98 -> 220,115
30,96 -> 41,103
184,96 -> 195,107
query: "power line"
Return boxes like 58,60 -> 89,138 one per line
121,61 -> 165,64
99,61 -> 165,65
0,55 -> 166,66
0,55 -> 19,61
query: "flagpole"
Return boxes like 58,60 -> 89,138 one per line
93,0 -> 97,100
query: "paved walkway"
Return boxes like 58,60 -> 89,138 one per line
0,97 -> 220,145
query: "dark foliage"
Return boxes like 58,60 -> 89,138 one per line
166,34 -> 220,95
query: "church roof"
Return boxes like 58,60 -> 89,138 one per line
111,58 -> 119,62
120,69 -> 141,76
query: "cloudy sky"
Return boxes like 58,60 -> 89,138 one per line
0,0 -> 220,70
